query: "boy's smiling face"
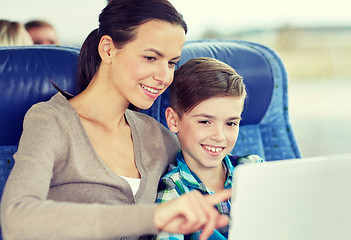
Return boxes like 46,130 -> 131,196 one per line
166,95 -> 245,170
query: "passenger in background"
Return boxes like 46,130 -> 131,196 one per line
155,57 -> 264,240
0,19 -> 33,46
25,20 -> 58,45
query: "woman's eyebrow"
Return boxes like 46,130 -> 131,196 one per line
144,48 -> 181,60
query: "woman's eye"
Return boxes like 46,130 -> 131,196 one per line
145,56 -> 156,62
199,120 -> 210,124
168,61 -> 177,68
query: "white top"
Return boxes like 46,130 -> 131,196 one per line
120,176 -> 141,196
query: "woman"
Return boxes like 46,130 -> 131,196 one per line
0,1 -> 230,239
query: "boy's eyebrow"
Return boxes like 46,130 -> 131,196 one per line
228,116 -> 242,120
144,48 -> 181,60
192,114 -> 214,119
193,113 -> 242,120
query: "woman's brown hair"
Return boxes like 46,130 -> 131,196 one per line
77,0 -> 187,93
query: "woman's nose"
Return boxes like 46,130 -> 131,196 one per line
153,62 -> 171,85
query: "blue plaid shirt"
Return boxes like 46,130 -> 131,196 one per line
155,152 -> 264,240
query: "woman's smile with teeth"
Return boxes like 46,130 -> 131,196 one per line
141,84 -> 159,94
203,145 -> 224,153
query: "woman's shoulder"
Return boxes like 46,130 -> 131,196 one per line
27,92 -> 72,115
24,93 -> 78,130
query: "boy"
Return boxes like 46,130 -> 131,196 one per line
156,57 -> 263,240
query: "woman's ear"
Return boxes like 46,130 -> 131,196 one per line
165,107 -> 179,134
98,35 -> 115,64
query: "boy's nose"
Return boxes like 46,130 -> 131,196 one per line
210,125 -> 226,142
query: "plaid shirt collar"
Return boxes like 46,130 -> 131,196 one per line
173,151 -> 234,194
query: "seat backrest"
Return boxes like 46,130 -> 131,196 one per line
143,39 -> 301,161
0,45 -> 80,145
0,45 -> 80,201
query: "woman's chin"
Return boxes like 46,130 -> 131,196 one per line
133,101 -> 155,110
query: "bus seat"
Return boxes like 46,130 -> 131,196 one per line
143,39 -> 301,161
0,46 -> 80,238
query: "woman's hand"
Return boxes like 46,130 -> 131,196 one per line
154,189 -> 231,240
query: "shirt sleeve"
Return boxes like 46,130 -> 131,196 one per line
155,175 -> 185,240
237,154 -> 265,164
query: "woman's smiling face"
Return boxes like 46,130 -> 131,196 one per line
109,20 -> 186,110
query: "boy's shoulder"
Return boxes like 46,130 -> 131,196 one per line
161,163 -> 182,182
160,155 -> 197,191
161,156 -> 193,182
157,160 -> 191,201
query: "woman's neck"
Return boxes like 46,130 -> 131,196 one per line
69,75 -> 129,130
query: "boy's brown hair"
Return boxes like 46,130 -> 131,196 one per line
169,57 -> 246,117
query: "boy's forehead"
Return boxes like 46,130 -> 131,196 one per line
187,96 -> 245,118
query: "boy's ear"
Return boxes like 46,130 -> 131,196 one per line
165,107 -> 179,133
98,35 -> 115,64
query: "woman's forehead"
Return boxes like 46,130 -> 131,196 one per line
128,20 -> 185,55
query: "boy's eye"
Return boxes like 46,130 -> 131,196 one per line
199,120 -> 210,124
227,121 -> 239,127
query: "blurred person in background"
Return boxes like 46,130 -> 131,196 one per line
25,20 -> 58,45
0,19 -> 33,46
